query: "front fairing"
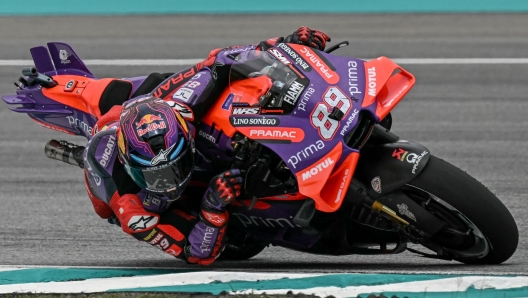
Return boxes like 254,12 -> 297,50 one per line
227,47 -> 369,212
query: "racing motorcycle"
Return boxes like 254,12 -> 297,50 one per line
2,41 -> 518,264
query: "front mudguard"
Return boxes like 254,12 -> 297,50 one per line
354,140 -> 430,198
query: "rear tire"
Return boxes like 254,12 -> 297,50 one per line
407,155 -> 518,264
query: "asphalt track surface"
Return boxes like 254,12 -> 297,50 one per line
0,14 -> 527,275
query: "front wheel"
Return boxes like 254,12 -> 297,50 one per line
405,155 -> 518,264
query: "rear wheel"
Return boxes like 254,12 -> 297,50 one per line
405,156 -> 518,264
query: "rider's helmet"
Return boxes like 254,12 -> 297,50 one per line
116,96 -> 194,201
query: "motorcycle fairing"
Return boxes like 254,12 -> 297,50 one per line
46,42 -> 94,77
30,46 -> 55,74
1,42 -> 140,138
361,57 -> 415,121
355,141 -> 430,197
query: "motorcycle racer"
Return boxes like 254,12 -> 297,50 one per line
83,27 -> 331,265
84,97 -> 243,265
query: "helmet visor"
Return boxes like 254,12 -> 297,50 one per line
126,142 -> 194,195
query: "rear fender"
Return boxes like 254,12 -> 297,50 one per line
355,141 -> 430,198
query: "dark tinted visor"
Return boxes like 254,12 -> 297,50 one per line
126,143 -> 194,195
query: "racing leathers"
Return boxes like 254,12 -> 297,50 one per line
84,107 -> 243,265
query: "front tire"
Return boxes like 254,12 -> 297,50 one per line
407,156 -> 518,264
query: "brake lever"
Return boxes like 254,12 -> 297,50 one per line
325,41 -> 349,54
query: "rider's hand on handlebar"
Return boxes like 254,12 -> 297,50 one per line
284,26 -> 331,51
204,169 -> 244,209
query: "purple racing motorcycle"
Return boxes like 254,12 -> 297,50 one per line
2,41 -> 519,264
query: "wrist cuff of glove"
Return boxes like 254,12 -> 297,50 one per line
200,209 -> 229,228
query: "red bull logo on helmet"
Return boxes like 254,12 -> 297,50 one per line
135,114 -> 166,137
136,114 -> 163,128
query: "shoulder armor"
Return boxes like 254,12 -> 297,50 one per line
83,127 -> 118,204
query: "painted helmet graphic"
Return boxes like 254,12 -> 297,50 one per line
117,96 -> 194,201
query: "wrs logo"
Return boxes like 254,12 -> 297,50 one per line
232,107 -> 260,115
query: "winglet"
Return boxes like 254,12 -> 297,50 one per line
47,42 -> 94,77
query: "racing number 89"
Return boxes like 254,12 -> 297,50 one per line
311,87 -> 352,140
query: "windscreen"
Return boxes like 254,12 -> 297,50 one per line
229,50 -> 309,114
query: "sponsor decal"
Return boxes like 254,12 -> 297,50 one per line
135,115 -> 166,137
283,80 -> 305,105
64,80 -> 77,92
287,140 -> 324,169
299,46 -> 339,84
151,197 -> 161,205
244,127 -> 304,142
347,61 -> 362,97
224,46 -> 253,55
340,109 -> 359,136
232,213 -> 301,228
136,114 -> 162,128
153,67 -> 197,99
211,61 -> 225,80
172,87 -> 194,102
148,233 -> 164,245
371,176 -> 381,193
128,215 -> 158,231
268,48 -> 291,65
198,130 -> 215,143
150,143 -> 176,166
200,226 -> 216,253
203,210 -> 227,226
143,228 -> 157,241
230,116 -> 280,126
166,100 -> 194,121
397,203 -> 417,222
165,244 -> 182,257
232,107 -> 260,115
155,238 -> 170,250
335,168 -> 350,203
297,87 -> 315,112
277,43 -> 311,71
92,172 -> 102,186
99,135 -> 116,167
411,151 -> 428,174
143,194 -> 151,206
301,157 -> 335,181
66,116 -> 93,136
392,148 -> 409,162
35,121 -> 73,135
260,108 -> 284,114
383,84 -> 409,108
222,94 -> 234,110
367,66 -> 377,97
212,226 -> 226,257
59,49 -> 70,64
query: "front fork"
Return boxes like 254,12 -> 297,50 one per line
347,125 -> 445,237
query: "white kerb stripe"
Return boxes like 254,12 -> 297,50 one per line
0,271 -> 321,294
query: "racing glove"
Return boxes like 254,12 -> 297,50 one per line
284,26 -> 331,51
185,169 -> 244,265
